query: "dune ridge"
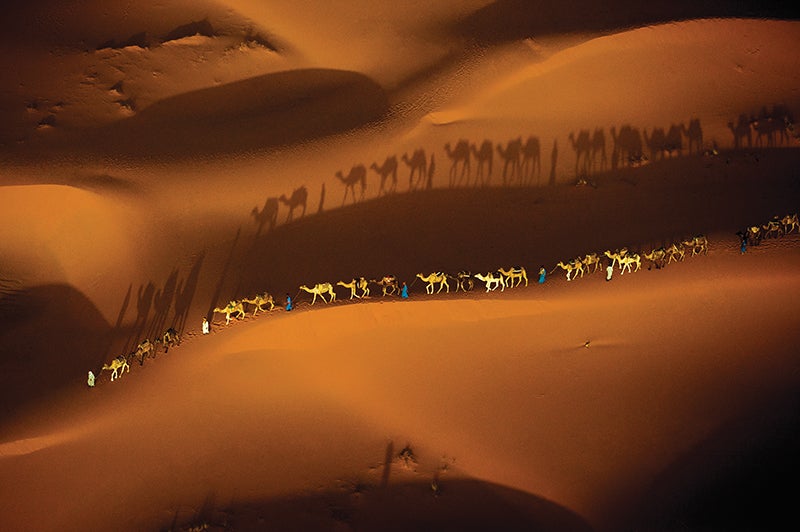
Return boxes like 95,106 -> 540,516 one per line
1,2 -> 799,531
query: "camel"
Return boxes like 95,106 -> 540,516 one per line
357,277 -> 370,297
520,136 -> 541,185
454,271 -> 474,292
133,339 -> 155,365
251,197 -> 279,235
444,140 -> 471,187
498,267 -> 528,287
603,248 -> 628,268
416,272 -> 450,294
579,253 -> 602,274
590,128 -> 607,174
470,140 -> 493,186
551,260 -> 584,281
474,272 -> 506,292
402,149 -> 427,191
337,279 -> 361,299
762,218 -> 783,239
781,213 -> 799,234
745,226 -> 762,247
666,242 -> 685,263
242,292 -> 275,315
155,327 -> 180,353
102,355 -> 130,381
279,186 -> 308,222
299,283 -> 336,304
618,253 -> 642,275
370,156 -> 398,196
335,164 -> 367,205
496,138 -> 522,185
214,300 -> 246,325
643,248 -> 667,269
373,275 -> 398,296
682,235 -> 709,256
569,130 -> 592,177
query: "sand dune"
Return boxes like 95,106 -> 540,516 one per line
1,2 -> 799,530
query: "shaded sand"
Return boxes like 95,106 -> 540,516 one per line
1,240 -> 799,530
1,1 -> 800,531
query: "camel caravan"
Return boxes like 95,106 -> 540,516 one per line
99,327 -> 181,382
99,212 -> 799,383
738,212 -> 799,248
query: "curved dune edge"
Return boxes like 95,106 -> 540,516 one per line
1,3 -> 799,532
1,239 -> 799,530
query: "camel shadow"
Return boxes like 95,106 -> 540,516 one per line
172,253 -> 205,336
401,148 -> 428,192
610,124 -> 646,169
748,104 -> 794,148
251,197 -> 279,236
496,137 -> 522,185
370,155 -> 399,197
470,140 -> 494,186
279,186 -> 308,223
335,164 -> 368,205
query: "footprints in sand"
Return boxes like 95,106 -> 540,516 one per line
109,80 -> 136,115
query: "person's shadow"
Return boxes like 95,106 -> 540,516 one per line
548,139 -> 558,186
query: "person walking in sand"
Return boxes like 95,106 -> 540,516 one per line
401,282 -> 409,299
202,317 -> 210,334
737,230 -> 747,254
538,265 -> 546,284
285,293 -> 293,311
87,371 -> 95,387
606,261 -> 614,281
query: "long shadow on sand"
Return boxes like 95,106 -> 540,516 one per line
233,148 -> 800,299
166,478 -> 592,532
0,284 -> 113,425
622,388 -> 800,531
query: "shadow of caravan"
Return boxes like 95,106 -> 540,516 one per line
750,105 -> 794,147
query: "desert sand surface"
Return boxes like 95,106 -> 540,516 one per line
1,1 -> 800,530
